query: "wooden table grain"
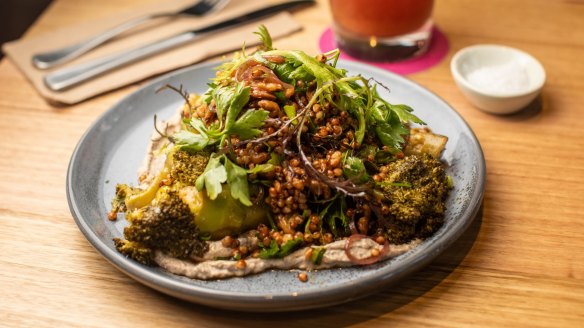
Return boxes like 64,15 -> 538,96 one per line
1,0 -> 583,327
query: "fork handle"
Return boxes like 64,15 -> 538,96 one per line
44,32 -> 196,91
32,13 -> 172,70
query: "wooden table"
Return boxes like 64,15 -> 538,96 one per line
1,0 -> 583,326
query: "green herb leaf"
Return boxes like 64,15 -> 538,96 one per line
202,166 -> 226,200
211,85 -> 235,126
358,144 -> 378,159
171,130 -> 209,153
268,153 -> 282,165
224,83 -> 251,131
189,118 -> 208,135
367,98 -> 389,123
374,110 -> 410,150
278,238 -> 303,257
274,91 -> 287,102
195,155 -> 227,200
311,247 -> 326,265
259,238 -> 304,259
224,158 -> 252,206
283,105 -> 298,124
325,197 -> 350,237
254,24 -> 273,51
374,150 -> 398,164
247,163 -> 276,174
342,156 -> 370,184
259,240 -> 279,258
227,109 -> 269,140
388,103 -> 425,125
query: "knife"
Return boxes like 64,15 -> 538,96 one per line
44,0 -> 314,92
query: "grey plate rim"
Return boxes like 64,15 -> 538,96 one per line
67,60 -> 486,312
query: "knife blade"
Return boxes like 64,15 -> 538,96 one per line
44,0 -> 314,92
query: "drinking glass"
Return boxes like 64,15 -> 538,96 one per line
329,0 -> 434,62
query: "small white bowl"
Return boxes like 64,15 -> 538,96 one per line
450,44 -> 546,114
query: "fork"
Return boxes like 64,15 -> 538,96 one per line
32,0 -> 230,69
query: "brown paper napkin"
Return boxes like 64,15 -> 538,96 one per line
2,0 -> 303,105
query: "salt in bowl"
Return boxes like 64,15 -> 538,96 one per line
450,44 -> 546,114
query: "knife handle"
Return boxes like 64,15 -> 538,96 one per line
44,32 -> 196,92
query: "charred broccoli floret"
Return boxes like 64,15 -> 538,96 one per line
379,154 -> 451,243
169,150 -> 209,186
113,239 -> 154,265
110,184 -> 141,213
114,190 -> 207,265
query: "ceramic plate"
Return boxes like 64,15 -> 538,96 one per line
67,60 -> 485,312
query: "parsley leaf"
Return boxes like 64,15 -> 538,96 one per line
365,95 -> 417,151
191,83 -> 257,143
223,83 -> 251,131
195,155 -> 227,200
189,118 -> 208,135
388,103 -> 425,124
224,157 -> 252,206
210,85 -> 235,126
195,154 -> 255,206
374,110 -> 410,150
206,82 -> 251,131
171,130 -> 209,153
227,109 -> 269,140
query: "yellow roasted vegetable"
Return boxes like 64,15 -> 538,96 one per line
404,127 -> 448,159
179,185 -> 267,239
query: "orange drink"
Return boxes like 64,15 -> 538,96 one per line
329,0 -> 434,61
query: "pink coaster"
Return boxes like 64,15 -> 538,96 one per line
318,27 -> 449,75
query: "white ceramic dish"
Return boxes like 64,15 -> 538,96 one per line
450,44 -> 546,114
67,60 -> 485,312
